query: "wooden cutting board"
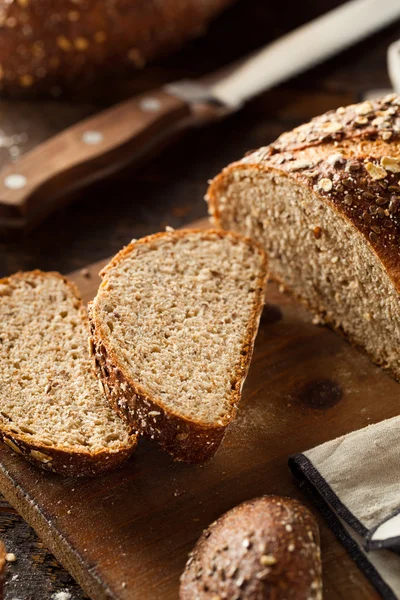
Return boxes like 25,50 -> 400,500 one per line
0,218 -> 396,600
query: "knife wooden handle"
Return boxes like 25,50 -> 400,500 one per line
0,89 -> 202,229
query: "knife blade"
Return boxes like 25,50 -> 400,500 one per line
388,39 -> 400,93
208,0 -> 400,108
1,0 -> 400,231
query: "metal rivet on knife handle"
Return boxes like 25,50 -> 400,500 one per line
81,131 -> 104,145
139,98 -> 161,112
4,174 -> 27,190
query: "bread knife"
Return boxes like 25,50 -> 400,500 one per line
1,0 -> 400,230
388,39 -> 400,94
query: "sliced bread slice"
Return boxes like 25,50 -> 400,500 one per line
0,271 -> 137,476
89,229 -> 268,463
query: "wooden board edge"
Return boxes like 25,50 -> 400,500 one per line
0,431 -> 121,599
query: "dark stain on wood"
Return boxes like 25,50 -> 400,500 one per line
261,303 -> 283,325
296,379 -> 343,410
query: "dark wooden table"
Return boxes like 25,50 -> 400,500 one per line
0,1 -> 399,598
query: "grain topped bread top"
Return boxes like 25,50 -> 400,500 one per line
264,93 -> 400,152
180,495 -> 322,600
91,229 -> 267,426
208,94 -> 400,294
0,271 -> 135,461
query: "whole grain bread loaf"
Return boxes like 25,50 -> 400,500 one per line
0,270 -> 137,476
0,0 -> 235,96
207,94 -> 400,381
89,229 -> 268,463
180,495 -> 322,600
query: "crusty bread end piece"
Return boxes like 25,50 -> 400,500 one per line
180,495 -> 322,600
0,271 -> 137,476
207,94 -> 400,380
89,229 -> 268,463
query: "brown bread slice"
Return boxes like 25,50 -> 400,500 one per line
180,496 -> 322,600
0,271 -> 137,476
207,94 -> 400,380
89,229 -> 268,463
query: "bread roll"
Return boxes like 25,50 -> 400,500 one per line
207,94 -> 400,380
0,0 -> 235,96
180,496 -> 322,599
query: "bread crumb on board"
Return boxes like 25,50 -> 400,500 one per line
5,552 -> 16,562
52,591 -> 72,600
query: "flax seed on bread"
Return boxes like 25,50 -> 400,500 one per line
180,496 -> 322,600
0,271 -> 136,476
207,94 -> 400,381
89,229 -> 268,463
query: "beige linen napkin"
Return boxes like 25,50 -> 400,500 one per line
289,415 -> 400,600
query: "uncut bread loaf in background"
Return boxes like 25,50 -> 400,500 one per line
180,495 -> 322,600
0,271 -> 137,476
207,94 -> 400,381
0,0 -> 235,96
89,229 -> 268,463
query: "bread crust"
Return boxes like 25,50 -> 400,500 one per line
0,0 -> 235,96
0,270 -> 137,477
179,495 -> 322,600
89,229 -> 268,463
207,94 -> 400,379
